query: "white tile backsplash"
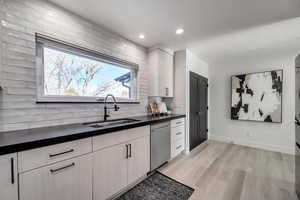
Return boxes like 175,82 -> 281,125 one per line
0,0 -> 149,132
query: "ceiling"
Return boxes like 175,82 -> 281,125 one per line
49,0 -> 300,63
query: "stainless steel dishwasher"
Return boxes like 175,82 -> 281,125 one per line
151,122 -> 171,171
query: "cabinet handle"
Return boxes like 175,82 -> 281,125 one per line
129,144 -> 132,158
297,142 -> 300,149
126,144 -> 129,159
11,158 -> 14,184
176,122 -> 182,125
50,163 -> 75,173
176,145 -> 182,150
49,149 -> 74,158
176,132 -> 182,136
165,88 -> 169,96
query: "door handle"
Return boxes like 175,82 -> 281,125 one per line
126,144 -> 129,159
176,132 -> 182,136
297,142 -> 300,149
296,117 -> 300,126
11,158 -> 14,184
50,163 -> 75,173
49,149 -> 74,158
165,88 -> 169,96
129,144 -> 132,158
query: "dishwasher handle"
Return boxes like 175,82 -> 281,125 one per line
152,125 -> 170,131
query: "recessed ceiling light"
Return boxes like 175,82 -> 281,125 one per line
176,28 -> 184,35
1,20 -> 7,27
139,34 -> 145,39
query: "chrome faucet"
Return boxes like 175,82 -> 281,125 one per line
98,94 -> 120,121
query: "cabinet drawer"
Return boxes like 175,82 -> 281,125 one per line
93,126 -> 150,152
171,125 -> 185,141
171,138 -> 184,158
19,154 -> 92,200
171,118 -> 185,128
18,138 -> 92,173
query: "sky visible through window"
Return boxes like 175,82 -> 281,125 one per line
43,47 -> 133,99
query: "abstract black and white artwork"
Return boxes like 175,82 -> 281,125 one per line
231,70 -> 283,123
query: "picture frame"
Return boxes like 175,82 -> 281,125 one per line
231,69 -> 283,123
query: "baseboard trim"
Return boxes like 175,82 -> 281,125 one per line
210,134 -> 295,155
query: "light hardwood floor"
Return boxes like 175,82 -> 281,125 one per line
159,140 -> 297,200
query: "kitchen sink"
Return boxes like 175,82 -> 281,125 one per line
83,118 -> 140,128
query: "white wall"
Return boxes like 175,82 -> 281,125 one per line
187,50 -> 209,78
173,49 -> 209,152
210,52 -> 297,154
0,0 -> 149,132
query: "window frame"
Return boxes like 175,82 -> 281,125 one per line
35,33 -> 139,103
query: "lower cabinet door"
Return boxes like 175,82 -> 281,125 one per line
19,154 -> 92,200
0,153 -> 18,200
128,136 -> 150,185
93,143 -> 128,200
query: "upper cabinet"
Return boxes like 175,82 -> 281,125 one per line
148,48 -> 174,97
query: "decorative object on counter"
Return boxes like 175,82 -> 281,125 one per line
158,102 -> 168,114
231,69 -> 283,123
115,171 -> 194,200
149,103 -> 160,116
166,104 -> 173,115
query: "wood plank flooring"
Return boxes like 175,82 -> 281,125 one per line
159,140 -> 297,200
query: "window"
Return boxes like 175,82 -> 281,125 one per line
36,34 -> 138,102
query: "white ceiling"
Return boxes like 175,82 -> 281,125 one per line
49,0 -> 300,63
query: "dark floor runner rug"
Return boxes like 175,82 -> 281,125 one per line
115,171 -> 194,200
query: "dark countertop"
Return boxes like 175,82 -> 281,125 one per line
0,114 -> 185,155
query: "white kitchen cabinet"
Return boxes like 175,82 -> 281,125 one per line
18,137 -> 92,173
148,48 -> 174,97
127,135 -> 150,185
171,138 -> 185,158
171,118 -> 185,127
93,126 -> 149,152
93,143 -> 128,200
0,153 -> 18,200
19,154 -> 93,200
93,126 -> 151,200
171,119 -> 185,158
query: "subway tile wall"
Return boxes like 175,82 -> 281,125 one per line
0,0 -> 149,132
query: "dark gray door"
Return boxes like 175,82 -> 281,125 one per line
189,72 -> 208,151
295,56 -> 300,198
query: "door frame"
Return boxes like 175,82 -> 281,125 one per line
187,71 -> 208,152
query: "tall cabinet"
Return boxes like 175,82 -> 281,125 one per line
148,48 -> 174,97
0,153 -> 18,200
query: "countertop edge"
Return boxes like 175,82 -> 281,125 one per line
0,115 -> 185,155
